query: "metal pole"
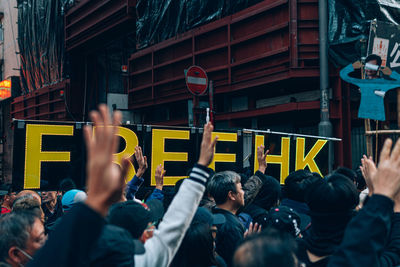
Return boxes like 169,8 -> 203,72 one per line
209,80 -> 214,125
318,0 -> 334,173
360,39 -> 373,158
193,96 -> 198,127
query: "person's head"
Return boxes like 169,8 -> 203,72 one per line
253,175 -> 281,210
264,206 -> 302,238
192,207 -> 226,241
192,207 -> 226,226
284,170 -> 320,202
333,167 -> 357,184
16,191 -> 41,205
365,54 -> 382,79
89,224 -> 145,267
40,191 -> 57,204
170,222 -> 217,267
0,184 -> 16,209
108,200 -> 163,243
61,189 -> 87,212
304,174 -> 359,250
12,195 -> 45,224
354,168 -> 366,191
207,171 -> 244,211
0,212 -> 46,267
305,173 -> 359,213
58,178 -> 76,195
234,228 -> 298,267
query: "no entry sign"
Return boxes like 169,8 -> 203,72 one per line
185,65 -> 208,95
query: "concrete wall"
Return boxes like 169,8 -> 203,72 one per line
0,0 -> 19,80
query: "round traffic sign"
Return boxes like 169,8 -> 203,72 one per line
185,65 -> 208,95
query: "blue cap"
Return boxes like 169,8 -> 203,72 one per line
62,189 -> 87,212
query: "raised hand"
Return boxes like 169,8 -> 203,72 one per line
372,138 -> 400,200
352,61 -> 363,69
197,122 -> 218,167
381,66 -> 392,76
155,164 -> 166,190
134,146 -> 148,178
257,145 -> 269,174
244,222 -> 261,238
360,155 -> 377,196
84,104 -> 130,216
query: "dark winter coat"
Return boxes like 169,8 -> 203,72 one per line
212,207 -> 245,267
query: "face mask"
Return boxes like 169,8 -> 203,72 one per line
15,246 -> 33,266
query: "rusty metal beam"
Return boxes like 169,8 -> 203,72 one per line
215,100 -> 320,121
65,0 -> 136,51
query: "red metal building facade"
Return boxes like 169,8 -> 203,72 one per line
11,0 -> 362,168
127,0 -> 352,167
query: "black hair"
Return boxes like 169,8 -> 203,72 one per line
253,175 -> 281,210
305,173 -> 359,213
366,54 -> 382,67
333,167 -> 357,183
234,228 -> 297,267
108,201 -> 151,239
170,222 -> 218,267
59,178 -> 76,193
284,170 -> 320,202
354,168 -> 366,191
207,171 -> 241,205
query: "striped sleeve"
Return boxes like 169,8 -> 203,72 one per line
187,164 -> 211,186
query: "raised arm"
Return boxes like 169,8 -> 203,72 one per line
126,146 -> 148,200
328,138 -> 400,267
29,105 -> 130,267
340,62 -> 360,84
134,123 -> 218,267
389,70 -> 400,81
146,164 -> 165,202
379,196 -> 400,267
242,145 -> 270,207
360,155 -> 377,197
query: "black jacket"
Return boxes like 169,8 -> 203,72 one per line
243,203 -> 268,227
42,197 -> 63,230
212,207 -> 245,267
296,238 -> 330,267
89,225 -> 137,267
328,195 -> 400,267
28,203 -> 105,267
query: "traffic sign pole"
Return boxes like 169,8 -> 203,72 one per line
209,80 -> 214,125
185,65 -> 209,127
193,95 -> 199,127
185,66 -> 208,96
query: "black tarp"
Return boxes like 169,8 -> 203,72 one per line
367,20 -> 400,73
136,0 -> 264,49
17,0 -> 74,93
329,0 -> 400,66
137,0 -> 400,63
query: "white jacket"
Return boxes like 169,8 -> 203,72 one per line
134,164 -> 209,267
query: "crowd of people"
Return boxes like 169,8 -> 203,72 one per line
1,104 -> 400,267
